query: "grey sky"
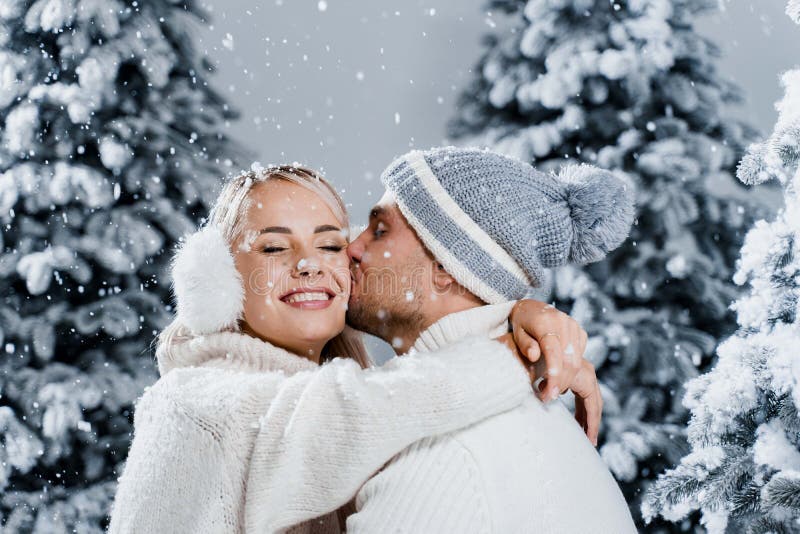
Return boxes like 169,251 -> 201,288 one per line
195,0 -> 796,225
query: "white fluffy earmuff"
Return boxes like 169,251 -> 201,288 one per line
170,224 -> 245,334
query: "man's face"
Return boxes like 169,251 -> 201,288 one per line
346,192 -> 433,344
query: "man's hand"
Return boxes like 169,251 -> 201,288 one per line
507,299 -> 601,446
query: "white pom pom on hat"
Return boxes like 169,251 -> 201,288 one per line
170,224 -> 244,335
556,163 -> 636,265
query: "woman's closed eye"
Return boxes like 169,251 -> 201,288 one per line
261,245 -> 344,254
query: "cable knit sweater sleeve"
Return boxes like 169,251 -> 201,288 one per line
244,336 -> 529,532
107,336 -> 529,533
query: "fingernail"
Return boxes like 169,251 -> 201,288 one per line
549,387 -> 559,401
548,367 -> 559,376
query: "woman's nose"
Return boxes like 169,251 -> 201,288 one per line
293,256 -> 323,279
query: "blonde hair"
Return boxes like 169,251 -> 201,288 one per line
154,164 -> 371,370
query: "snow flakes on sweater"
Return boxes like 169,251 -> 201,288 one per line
110,330 -> 531,533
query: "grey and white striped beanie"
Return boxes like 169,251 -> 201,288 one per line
380,146 -> 636,305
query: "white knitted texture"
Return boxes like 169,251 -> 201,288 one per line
107,331 -> 530,533
349,436 -> 491,533
347,304 -> 638,533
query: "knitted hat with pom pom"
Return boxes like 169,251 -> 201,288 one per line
380,146 -> 636,305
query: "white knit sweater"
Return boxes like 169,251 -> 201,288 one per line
346,302 -> 637,533
106,329 -> 531,534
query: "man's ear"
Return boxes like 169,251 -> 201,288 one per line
432,262 -> 456,291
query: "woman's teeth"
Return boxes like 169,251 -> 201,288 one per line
284,292 -> 331,303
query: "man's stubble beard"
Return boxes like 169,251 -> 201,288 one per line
346,293 -> 426,341
345,257 -> 429,342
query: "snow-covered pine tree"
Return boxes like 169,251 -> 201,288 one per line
0,0 -> 240,530
449,0 -> 775,527
644,3 -> 800,532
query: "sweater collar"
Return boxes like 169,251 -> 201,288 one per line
411,301 -> 516,353
157,330 -> 319,376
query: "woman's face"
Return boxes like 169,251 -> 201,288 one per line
232,179 -> 351,361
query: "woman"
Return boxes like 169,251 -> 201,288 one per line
107,165 -> 585,534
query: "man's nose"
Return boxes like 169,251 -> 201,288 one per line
347,237 -> 363,264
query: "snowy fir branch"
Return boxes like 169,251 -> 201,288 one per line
789,0 -> 800,25
644,3 -> 800,532
0,0 -> 243,529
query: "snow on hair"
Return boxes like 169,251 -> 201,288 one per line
209,164 -> 351,248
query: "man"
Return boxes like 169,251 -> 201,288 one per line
344,146 -> 637,532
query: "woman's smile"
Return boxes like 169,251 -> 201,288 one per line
280,287 -> 336,310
